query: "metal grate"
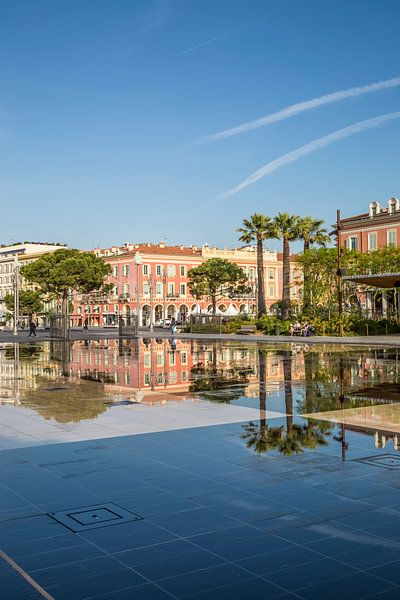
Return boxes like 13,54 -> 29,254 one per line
354,453 -> 400,470
48,503 -> 143,532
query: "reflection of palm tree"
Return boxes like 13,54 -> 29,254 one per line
242,349 -> 329,455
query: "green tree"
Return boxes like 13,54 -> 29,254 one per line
20,249 -> 110,317
298,217 -> 330,311
237,214 -> 273,316
269,213 -> 300,320
5,290 -> 43,316
188,258 -> 249,315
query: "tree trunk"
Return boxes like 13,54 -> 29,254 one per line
258,350 -> 267,436
61,289 -> 69,339
257,237 -> 266,316
281,237 -> 291,320
212,295 -> 217,316
302,239 -> 311,312
283,351 -> 293,433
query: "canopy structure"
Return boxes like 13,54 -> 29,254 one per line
225,304 -> 239,316
343,273 -> 400,289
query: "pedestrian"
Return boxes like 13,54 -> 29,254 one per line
28,317 -> 37,337
170,317 -> 177,335
83,318 -> 89,332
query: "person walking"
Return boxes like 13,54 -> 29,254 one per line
83,317 -> 89,332
170,317 -> 177,336
28,316 -> 37,337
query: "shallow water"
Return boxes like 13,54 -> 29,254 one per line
1,339 -> 400,457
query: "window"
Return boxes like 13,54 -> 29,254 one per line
180,284 -> 186,296
387,230 -> 397,247
143,282 -> 150,295
269,285 -> 275,297
269,268 -> 275,279
143,353 -> 151,368
368,232 -> 377,251
180,265 -> 186,276
112,265 -> 118,277
156,264 -> 162,276
169,353 -> 176,366
168,283 -> 174,296
169,371 -> 177,383
143,264 -> 149,275
347,237 -> 358,251
168,265 -> 176,277
144,373 -> 150,385
156,282 -> 163,296
122,264 -> 129,276
181,371 -> 188,382
248,268 -> 255,281
156,353 -> 164,367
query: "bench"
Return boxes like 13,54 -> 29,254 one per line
237,325 -> 257,335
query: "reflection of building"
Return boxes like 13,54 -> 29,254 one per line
72,243 -> 301,327
67,339 -> 261,401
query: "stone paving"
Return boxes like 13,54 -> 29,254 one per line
2,418 -> 400,599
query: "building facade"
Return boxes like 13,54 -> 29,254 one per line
339,197 -> 400,252
0,243 -> 66,322
72,242 -> 301,327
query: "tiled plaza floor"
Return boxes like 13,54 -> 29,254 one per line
2,420 -> 400,599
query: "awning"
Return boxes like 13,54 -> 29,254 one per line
343,273 -> 400,289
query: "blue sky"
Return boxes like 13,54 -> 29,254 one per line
1,0 -> 400,251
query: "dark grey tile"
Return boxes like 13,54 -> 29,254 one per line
116,539 -> 199,568
151,507 -> 240,537
0,565 -> 44,600
368,559 -> 400,585
187,524 -> 263,549
295,572 -> 396,600
207,534 -> 292,561
46,567 -> 146,599
134,548 -> 222,580
265,557 -> 355,591
18,542 -> 105,572
157,563 -> 253,598
32,555 -> 124,589
85,582 -> 174,600
181,576 -> 288,599
236,545 -> 322,576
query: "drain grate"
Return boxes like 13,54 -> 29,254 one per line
48,503 -> 143,532
354,453 -> 400,470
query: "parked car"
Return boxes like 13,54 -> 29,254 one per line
154,318 -> 172,328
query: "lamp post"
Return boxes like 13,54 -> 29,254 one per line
336,209 -> 344,337
133,252 -> 143,336
13,255 -> 20,336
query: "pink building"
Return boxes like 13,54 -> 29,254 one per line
72,242 -> 301,326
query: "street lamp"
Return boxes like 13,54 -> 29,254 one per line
133,252 -> 143,335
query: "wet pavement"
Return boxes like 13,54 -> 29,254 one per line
1,340 -> 400,599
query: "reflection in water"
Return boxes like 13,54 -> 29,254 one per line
242,349 -> 330,456
1,340 -> 400,453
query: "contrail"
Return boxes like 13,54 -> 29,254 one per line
178,14 -> 269,57
191,76 -> 400,145
221,112 -> 400,198
178,24 -> 249,57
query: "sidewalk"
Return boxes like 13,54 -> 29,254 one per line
1,327 -> 400,346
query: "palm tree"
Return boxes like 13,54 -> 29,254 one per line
269,213 -> 300,320
237,214 -> 272,316
298,217 -> 330,311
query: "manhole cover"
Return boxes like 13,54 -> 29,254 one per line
48,503 -> 143,532
354,453 -> 400,469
